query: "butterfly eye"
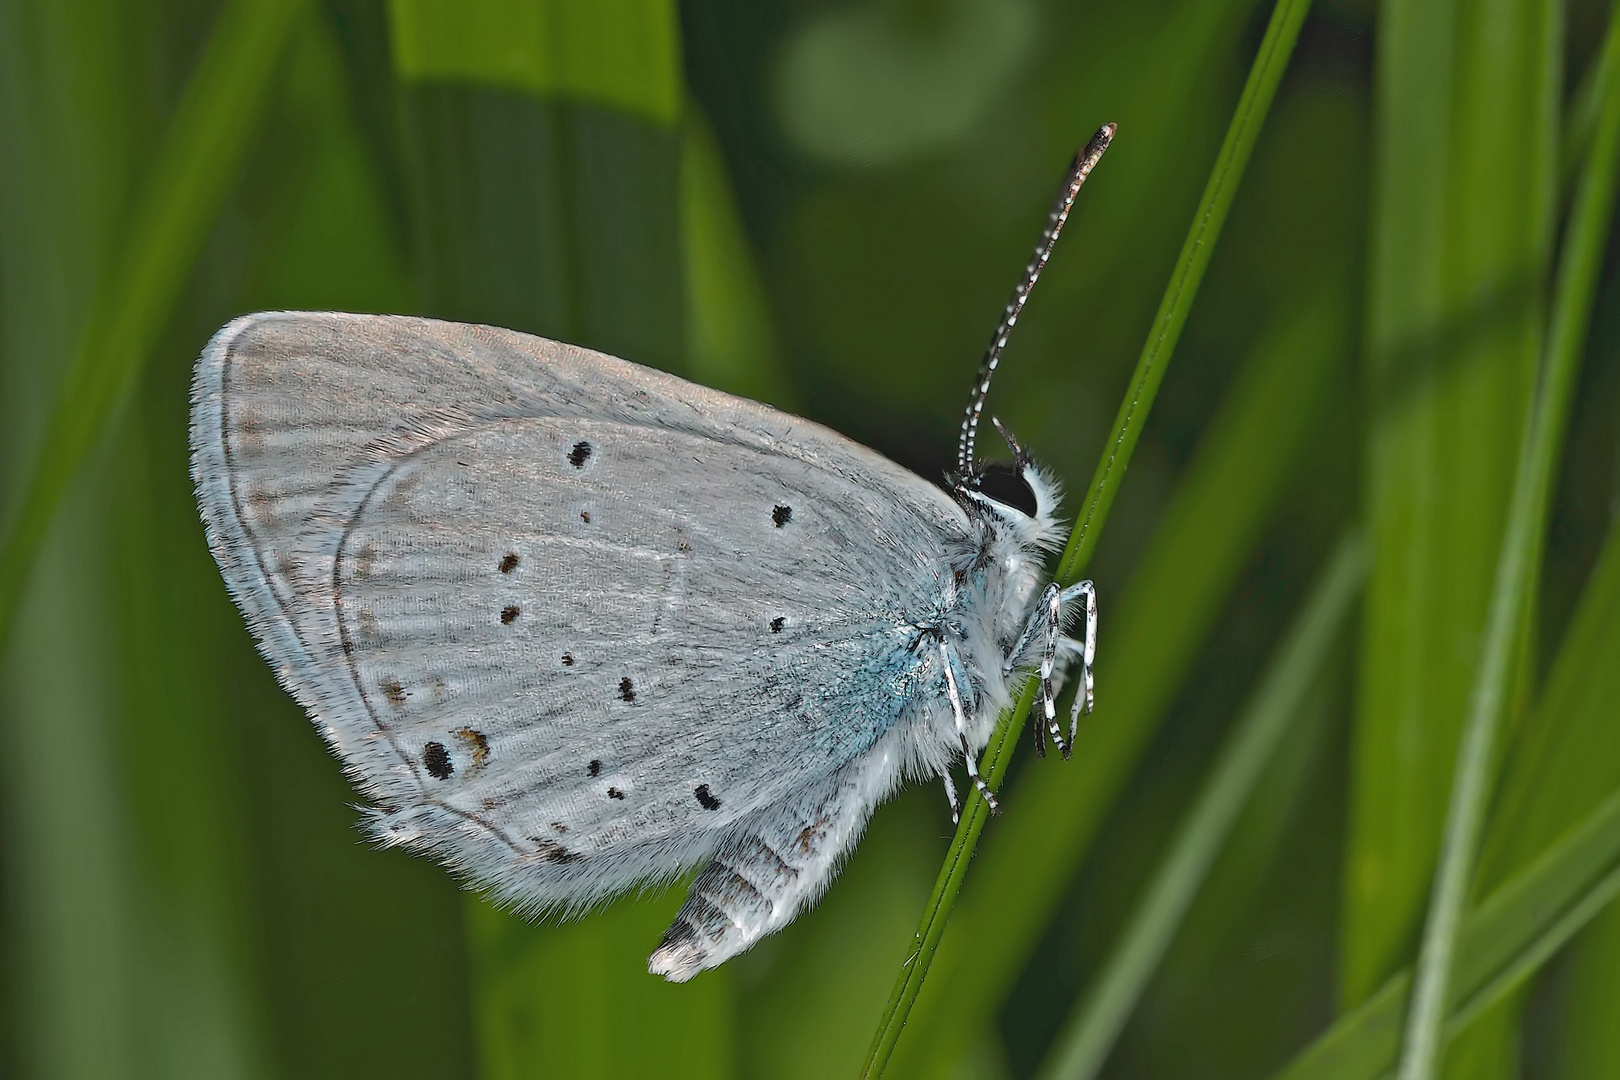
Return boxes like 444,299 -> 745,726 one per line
975,462 -> 1039,517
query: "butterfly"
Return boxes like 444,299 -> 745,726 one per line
190,124 -> 1112,981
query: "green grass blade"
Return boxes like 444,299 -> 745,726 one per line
884,286 -> 1350,1080
1481,459 -> 1620,891
1395,7 -> 1620,1078
1038,532 -> 1366,1080
1555,879 -> 1620,1076
1274,789 -> 1620,1080
1051,0 -> 1312,585
388,0 -> 681,125
1268,388 -> 1620,1079
1474,502 -> 1620,1078
1344,0 -> 1560,1033
680,105 -> 796,409
855,4 -> 1313,1073
1,5 -> 146,1073
1563,24 -> 1616,191
0,0 -> 303,656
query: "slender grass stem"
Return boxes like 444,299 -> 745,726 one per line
0,0 -> 303,657
1395,8 -> 1620,1078
857,0 -> 1315,1074
1037,533 -> 1365,1080
1275,789 -> 1620,1080
1563,21 -> 1616,192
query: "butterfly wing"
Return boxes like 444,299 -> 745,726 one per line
191,312 -> 967,909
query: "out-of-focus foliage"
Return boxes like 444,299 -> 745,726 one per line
1,1 -> 1618,1078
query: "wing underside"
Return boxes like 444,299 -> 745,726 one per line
190,312 -> 967,906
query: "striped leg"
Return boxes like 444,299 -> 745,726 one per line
1008,580 -> 1099,761
1005,583 -> 1068,758
1037,585 -> 1068,757
941,639 -> 999,813
1059,580 -> 1098,751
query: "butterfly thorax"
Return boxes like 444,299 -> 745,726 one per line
889,461 -> 1067,769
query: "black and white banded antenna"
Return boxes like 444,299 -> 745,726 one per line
956,122 -> 1116,482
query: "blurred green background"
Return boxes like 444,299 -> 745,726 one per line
3,0 -> 1620,1077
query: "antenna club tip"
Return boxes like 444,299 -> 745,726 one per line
1076,123 -> 1116,164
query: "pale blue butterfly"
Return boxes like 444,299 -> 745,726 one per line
190,124 -> 1112,980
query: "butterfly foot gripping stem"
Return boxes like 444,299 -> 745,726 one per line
940,640 -> 1000,814
1062,579 -> 1098,755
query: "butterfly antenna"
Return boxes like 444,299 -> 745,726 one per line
956,122 -> 1116,481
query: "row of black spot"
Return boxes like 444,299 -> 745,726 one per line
422,746 -> 721,816
568,439 -> 790,534
506,598 -> 785,643
508,599 -> 786,641
421,746 -> 721,814
493,494 -> 791,591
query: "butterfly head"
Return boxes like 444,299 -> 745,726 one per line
954,417 -> 1065,554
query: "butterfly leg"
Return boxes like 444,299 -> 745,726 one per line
1059,580 -> 1098,749
1006,580 -> 1097,760
649,766 -> 877,982
941,639 -> 1000,814
942,770 -> 962,824
1004,583 -> 1067,758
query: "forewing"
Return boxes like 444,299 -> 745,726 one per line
190,312 -> 965,903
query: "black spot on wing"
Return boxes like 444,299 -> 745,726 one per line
569,440 -> 592,468
772,504 -> 792,527
694,784 -> 721,811
607,787 -> 626,800
770,617 -> 785,633
562,652 -> 575,666
530,839 -> 577,863
501,605 -> 520,624
619,677 -> 636,702
588,759 -> 602,777
499,551 -> 519,573
423,741 -> 452,780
